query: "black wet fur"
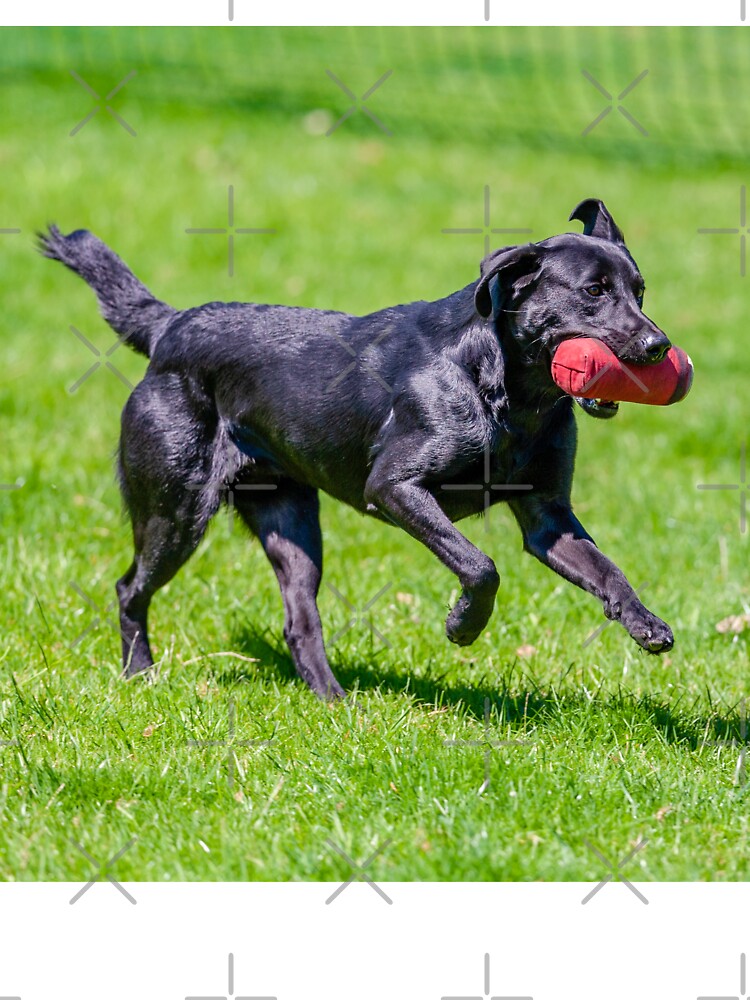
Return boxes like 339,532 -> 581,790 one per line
40,199 -> 674,699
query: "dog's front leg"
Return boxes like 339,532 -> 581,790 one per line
364,472 -> 499,646
511,496 -> 673,653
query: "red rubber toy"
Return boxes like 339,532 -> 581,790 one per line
551,338 -> 693,405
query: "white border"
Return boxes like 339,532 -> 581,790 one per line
1,0 -> 745,26
0,882 -> 748,998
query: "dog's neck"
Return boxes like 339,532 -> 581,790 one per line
493,312 -> 567,417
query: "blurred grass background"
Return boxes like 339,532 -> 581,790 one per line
1,27 -> 749,881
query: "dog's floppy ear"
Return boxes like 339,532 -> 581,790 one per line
569,198 -> 625,243
474,244 -> 541,318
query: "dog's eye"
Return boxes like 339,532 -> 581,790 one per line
636,288 -> 645,307
585,283 -> 604,297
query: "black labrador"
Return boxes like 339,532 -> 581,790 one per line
42,198 -> 674,698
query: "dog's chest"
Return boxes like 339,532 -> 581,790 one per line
436,430 -> 539,520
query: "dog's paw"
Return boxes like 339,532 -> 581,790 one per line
123,660 -> 155,681
319,678 -> 346,701
629,615 -> 674,654
446,617 -> 483,646
445,590 -> 495,647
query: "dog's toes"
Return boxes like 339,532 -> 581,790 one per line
123,662 -> 154,681
325,681 -> 347,700
445,584 -> 497,647
445,608 -> 485,647
635,619 -> 674,654
645,631 -> 674,653
446,623 -> 481,647
311,676 -> 346,700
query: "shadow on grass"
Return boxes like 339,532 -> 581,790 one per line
214,620 -> 746,751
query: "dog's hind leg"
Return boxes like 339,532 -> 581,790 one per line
235,482 -> 345,700
116,377 -> 221,677
116,503 -> 212,677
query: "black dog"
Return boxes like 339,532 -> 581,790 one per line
42,198 -> 674,698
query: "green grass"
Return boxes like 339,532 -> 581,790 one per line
1,26 -> 750,881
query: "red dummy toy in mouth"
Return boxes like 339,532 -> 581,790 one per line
551,338 -> 693,416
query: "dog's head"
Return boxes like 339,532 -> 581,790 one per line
474,198 -> 671,419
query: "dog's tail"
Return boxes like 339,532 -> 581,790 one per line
38,225 -> 176,357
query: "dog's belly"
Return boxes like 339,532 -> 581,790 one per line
226,417 -> 544,523
435,486 -> 528,523
431,465 -> 534,523
227,418 -> 373,510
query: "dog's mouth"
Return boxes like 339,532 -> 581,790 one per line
547,335 -> 621,420
574,397 -> 620,420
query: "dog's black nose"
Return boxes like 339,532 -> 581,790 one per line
641,331 -> 671,363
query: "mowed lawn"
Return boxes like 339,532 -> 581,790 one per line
0,27 -> 749,880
